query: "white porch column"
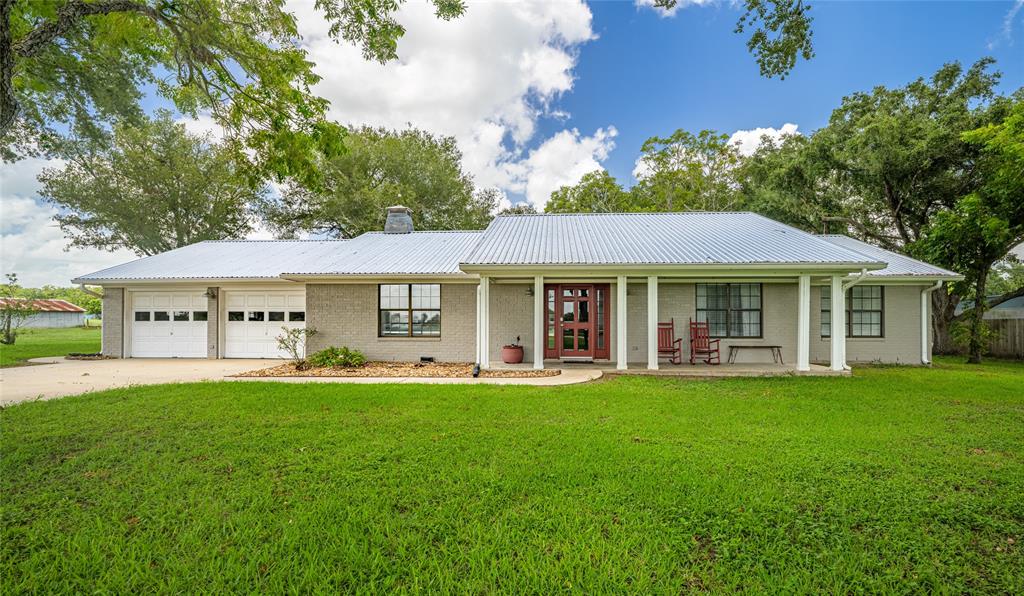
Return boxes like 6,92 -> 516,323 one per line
830,274 -> 846,372
647,276 -> 659,370
796,274 -> 811,372
533,275 -> 544,370
616,275 -> 628,370
480,276 -> 490,369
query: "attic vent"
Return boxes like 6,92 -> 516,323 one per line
384,205 -> 414,234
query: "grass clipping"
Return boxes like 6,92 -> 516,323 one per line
236,361 -> 560,378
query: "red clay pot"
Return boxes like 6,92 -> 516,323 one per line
501,345 -> 524,364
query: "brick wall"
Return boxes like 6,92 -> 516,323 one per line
101,287 -> 124,358
306,283 -> 477,362
207,287 -> 220,359
810,284 -> 927,365
489,283 -> 535,362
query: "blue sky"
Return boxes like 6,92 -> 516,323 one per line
2,0 -> 1022,286
546,0 -> 1024,188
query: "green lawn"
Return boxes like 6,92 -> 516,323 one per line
2,359 -> 1022,593
0,326 -> 102,367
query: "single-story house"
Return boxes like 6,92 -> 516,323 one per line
0,298 -> 86,328
72,208 -> 962,372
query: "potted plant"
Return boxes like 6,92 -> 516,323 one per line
501,335 -> 524,364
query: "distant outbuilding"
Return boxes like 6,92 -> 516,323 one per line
0,298 -> 86,328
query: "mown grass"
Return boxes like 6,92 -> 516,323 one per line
0,327 -> 101,367
2,358 -> 1022,593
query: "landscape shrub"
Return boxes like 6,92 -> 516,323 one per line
308,346 -> 367,368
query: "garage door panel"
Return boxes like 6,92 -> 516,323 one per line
223,290 -> 305,359
131,291 -> 207,358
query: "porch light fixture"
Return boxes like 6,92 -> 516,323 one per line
526,287 -> 534,297
203,288 -> 218,299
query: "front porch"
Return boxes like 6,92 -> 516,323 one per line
477,273 -> 863,374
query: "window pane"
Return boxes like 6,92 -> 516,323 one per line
411,284 -> 440,309
730,284 -> 761,310
729,309 -> 761,337
288,311 -> 305,322
247,311 -> 265,322
411,310 -> 441,336
703,284 -> 728,309
173,311 -> 190,321
820,287 -> 831,337
577,328 -> 589,350
547,289 -> 555,349
562,301 -> 574,322
379,284 -> 408,310
268,311 -> 285,322
380,310 -> 409,336
596,288 -> 605,350
134,312 -> 151,322
577,300 -> 589,323
228,311 -> 244,321
193,311 -> 208,322
153,311 -> 170,321
562,328 -> 574,350
698,310 -> 727,337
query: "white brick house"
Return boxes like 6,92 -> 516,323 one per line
73,208 -> 961,372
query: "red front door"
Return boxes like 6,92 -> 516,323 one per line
544,284 -> 610,360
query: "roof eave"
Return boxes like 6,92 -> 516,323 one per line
458,262 -> 887,276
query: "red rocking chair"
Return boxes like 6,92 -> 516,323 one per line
657,319 -> 684,365
689,319 -> 721,365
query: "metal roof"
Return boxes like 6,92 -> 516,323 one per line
462,212 -> 884,267
816,235 -> 962,278
0,298 -> 85,312
284,232 -> 482,276
71,240 -> 347,283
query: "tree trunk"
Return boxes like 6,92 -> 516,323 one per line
931,291 -> 961,355
966,271 -> 988,364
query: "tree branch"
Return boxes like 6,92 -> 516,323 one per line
951,285 -> 1024,321
12,0 -> 160,59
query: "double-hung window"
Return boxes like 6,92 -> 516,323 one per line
379,284 -> 441,337
821,285 -> 884,338
695,283 -> 762,338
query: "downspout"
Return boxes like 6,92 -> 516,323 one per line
838,269 -> 870,371
920,280 -> 944,366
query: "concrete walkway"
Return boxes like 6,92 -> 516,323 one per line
0,358 -> 603,405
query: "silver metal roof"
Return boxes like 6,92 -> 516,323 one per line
817,235 -> 962,278
71,240 -> 347,283
462,212 -> 884,267
283,231 -> 482,276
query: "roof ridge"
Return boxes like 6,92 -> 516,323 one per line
495,211 -> 756,217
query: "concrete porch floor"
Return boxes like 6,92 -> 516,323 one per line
489,361 -> 848,377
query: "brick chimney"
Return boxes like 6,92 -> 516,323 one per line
384,205 -> 414,234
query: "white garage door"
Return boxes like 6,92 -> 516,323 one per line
131,291 -> 208,358
224,291 -> 306,358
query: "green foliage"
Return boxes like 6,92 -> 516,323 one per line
546,170 -> 634,213
653,0 -> 814,79
307,345 -> 368,368
275,326 -> 318,370
38,111 -> 262,256
497,203 -> 538,215
2,0 -> 463,187
813,59 -> 1002,250
949,319 -> 999,355
263,126 -> 496,238
987,258 -> 1024,296
922,99 -> 1024,362
0,326 -> 101,367
633,129 -> 744,211
3,361 -> 1024,591
0,274 -> 38,345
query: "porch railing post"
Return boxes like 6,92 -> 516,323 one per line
616,275 -> 627,370
797,274 -> 811,371
533,275 -> 544,370
647,275 -> 658,370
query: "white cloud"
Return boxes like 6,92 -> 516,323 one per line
988,0 -> 1023,49
635,0 -> 716,18
291,0 -> 613,205
177,113 -> 225,141
728,123 -> 800,156
513,126 -> 617,208
1,158 -> 137,287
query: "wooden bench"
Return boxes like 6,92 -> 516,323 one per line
727,345 -> 784,365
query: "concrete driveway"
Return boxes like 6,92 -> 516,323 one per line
0,358 -> 602,405
0,358 -> 268,405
